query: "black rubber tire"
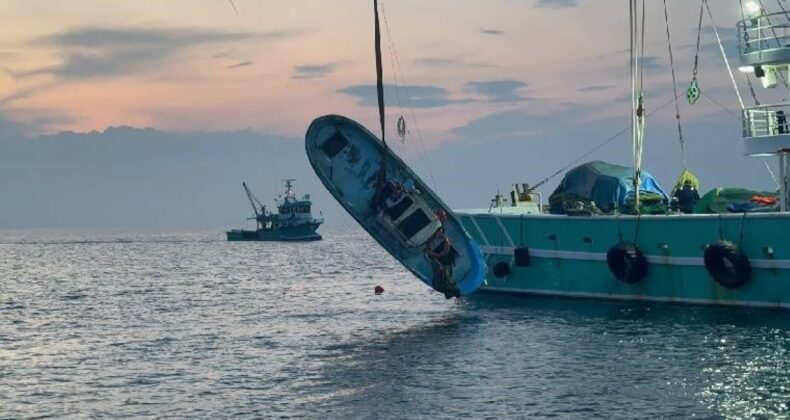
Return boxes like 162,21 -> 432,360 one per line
606,242 -> 649,284
703,240 -> 751,289
492,261 -> 511,278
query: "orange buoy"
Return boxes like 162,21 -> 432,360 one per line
374,285 -> 385,295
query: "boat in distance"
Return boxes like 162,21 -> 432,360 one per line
305,114 -> 485,298
226,179 -> 323,242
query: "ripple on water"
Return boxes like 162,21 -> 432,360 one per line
1,228 -> 789,418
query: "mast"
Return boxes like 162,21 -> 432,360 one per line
374,0 -> 388,188
630,0 -> 646,213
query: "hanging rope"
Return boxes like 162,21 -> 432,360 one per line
630,0 -> 647,212
704,0 -> 745,109
379,1 -> 439,192
663,0 -> 688,169
686,1 -> 704,105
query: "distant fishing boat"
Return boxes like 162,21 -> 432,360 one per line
304,0 -> 485,298
226,179 -> 323,242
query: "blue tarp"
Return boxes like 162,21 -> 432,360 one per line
549,161 -> 669,214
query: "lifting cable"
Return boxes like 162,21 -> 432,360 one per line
705,0 -> 745,109
379,0 -> 439,193
687,1 -> 704,105
663,0 -> 688,169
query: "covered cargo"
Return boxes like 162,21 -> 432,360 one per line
549,160 -> 669,215
694,187 -> 779,214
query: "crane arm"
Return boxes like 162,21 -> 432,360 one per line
242,182 -> 264,218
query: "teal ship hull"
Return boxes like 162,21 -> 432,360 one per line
226,222 -> 322,242
458,210 -> 790,309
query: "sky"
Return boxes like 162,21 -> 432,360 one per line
0,0 -> 783,229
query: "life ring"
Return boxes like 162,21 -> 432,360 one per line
606,242 -> 648,284
426,231 -> 451,259
492,261 -> 511,278
703,240 -> 751,289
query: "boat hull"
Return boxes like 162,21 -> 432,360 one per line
305,115 -> 485,296
457,210 -> 790,309
226,223 -> 322,242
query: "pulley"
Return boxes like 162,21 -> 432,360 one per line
686,79 -> 699,105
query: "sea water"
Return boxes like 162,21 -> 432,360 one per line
1,228 -> 789,418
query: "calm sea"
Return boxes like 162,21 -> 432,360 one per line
1,228 -> 789,419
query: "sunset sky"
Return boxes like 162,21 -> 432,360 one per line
1,1 -> 751,140
0,1 -> 783,228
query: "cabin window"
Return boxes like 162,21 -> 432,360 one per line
321,131 -> 349,158
398,209 -> 432,239
384,196 -> 414,221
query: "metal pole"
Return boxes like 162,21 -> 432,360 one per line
781,152 -> 789,212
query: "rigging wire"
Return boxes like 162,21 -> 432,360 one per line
379,0 -> 440,192
227,0 -> 239,16
530,97 -> 676,192
663,0 -> 688,169
700,90 -> 739,116
704,0 -> 745,109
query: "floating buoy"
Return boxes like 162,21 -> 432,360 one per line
374,285 -> 385,295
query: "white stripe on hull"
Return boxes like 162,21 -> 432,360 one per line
479,245 -> 790,270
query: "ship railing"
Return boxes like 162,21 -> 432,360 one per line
737,12 -> 790,61
742,103 -> 790,138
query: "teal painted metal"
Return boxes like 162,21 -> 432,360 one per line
305,115 -> 486,297
458,210 -> 790,309
226,180 -> 323,242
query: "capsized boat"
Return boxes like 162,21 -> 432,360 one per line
305,114 -> 485,298
304,0 -> 484,298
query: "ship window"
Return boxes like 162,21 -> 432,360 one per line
398,209 -> 432,239
321,131 -> 349,158
384,196 -> 413,221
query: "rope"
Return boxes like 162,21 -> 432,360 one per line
700,90 -> 739,116
745,74 -> 761,105
704,0 -> 745,109
634,214 -> 642,244
692,1 -> 704,81
379,1 -> 439,193
530,97 -> 676,192
739,212 -> 747,247
663,0 -> 688,169
718,213 -> 724,240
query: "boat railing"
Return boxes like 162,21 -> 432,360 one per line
742,103 -> 790,138
737,12 -> 790,62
